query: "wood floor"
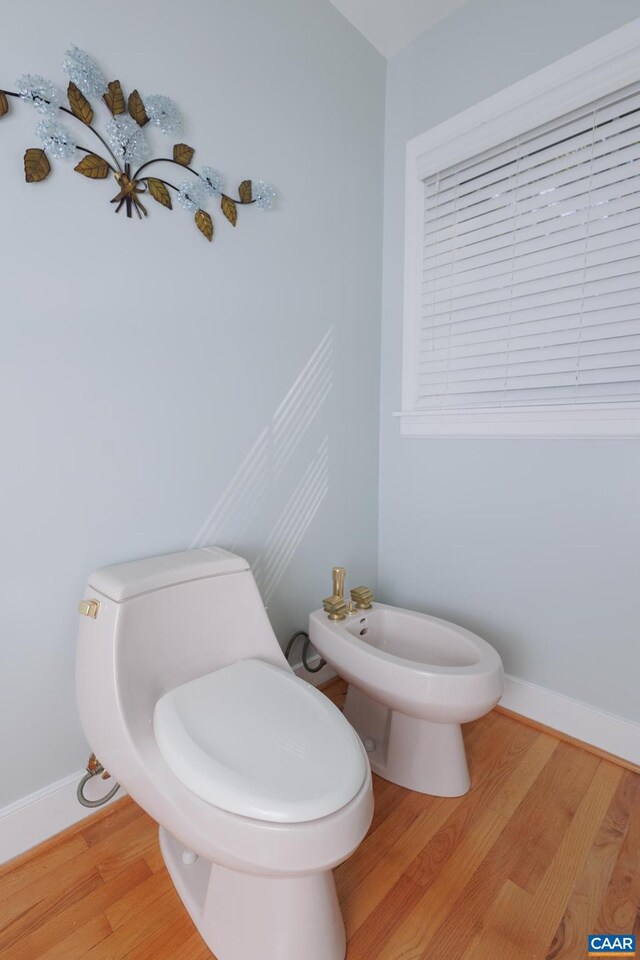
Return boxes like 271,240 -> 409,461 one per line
1,678 -> 639,960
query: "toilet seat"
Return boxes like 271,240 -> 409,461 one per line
154,659 -> 367,824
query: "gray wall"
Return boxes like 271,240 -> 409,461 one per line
379,0 -> 640,720
0,0 -> 384,805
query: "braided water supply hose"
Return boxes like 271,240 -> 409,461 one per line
284,630 -> 326,673
77,753 -> 121,808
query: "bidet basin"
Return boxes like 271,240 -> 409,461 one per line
309,602 -> 504,796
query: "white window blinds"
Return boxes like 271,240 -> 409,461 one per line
418,81 -> 640,410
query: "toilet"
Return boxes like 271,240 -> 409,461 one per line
309,602 -> 504,797
76,548 -> 373,960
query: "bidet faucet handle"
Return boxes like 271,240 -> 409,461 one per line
351,586 -> 374,610
323,595 -> 347,621
332,567 -> 346,600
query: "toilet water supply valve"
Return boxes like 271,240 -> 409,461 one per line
77,753 -> 121,808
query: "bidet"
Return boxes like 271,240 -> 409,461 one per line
309,602 -> 504,796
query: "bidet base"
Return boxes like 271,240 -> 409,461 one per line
159,826 -> 346,960
344,686 -> 471,797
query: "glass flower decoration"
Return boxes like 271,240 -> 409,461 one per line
178,179 -> 208,212
253,180 -> 277,211
36,119 -> 76,160
106,115 -> 149,166
62,46 -> 107,99
145,95 -> 182,135
2,46 -> 277,240
16,75 -> 59,114
200,167 -> 223,197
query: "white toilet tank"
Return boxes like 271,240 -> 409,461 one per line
76,547 -> 289,772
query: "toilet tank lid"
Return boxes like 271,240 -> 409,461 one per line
88,547 -> 250,602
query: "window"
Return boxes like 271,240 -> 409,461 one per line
400,20 -> 640,437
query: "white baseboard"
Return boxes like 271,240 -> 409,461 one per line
501,674 -> 640,767
0,769 -> 124,866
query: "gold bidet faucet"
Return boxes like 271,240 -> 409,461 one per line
322,566 -> 347,621
323,567 -> 374,621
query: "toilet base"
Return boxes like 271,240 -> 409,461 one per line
159,826 -> 346,960
344,685 -> 471,797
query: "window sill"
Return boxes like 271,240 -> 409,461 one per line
396,405 -> 640,438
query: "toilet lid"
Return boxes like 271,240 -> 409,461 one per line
153,659 -> 367,823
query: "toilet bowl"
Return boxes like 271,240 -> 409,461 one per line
309,603 -> 504,797
76,548 -> 373,960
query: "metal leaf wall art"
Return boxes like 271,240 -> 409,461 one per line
1,47 -> 276,243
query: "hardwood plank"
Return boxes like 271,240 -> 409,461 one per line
82,799 -> 145,847
0,865 -> 103,952
506,742 -> 600,894
143,843 -> 165,874
0,853 -> 103,930
425,750 -> 610,960
83,887 -> 184,960
596,771 -> 640,935
0,814 -> 156,929
337,702 -> 508,932
405,715 -> 539,888
336,790 -> 446,929
33,914 -> 113,960
341,798 -> 453,935
105,867 -> 173,930
346,875 -> 423,960
546,769 -> 639,959
1,859 -> 152,960
94,815 -> 159,882
460,878 -> 533,960
121,910 -> 199,960
0,833 -> 89,899
371,732 -> 558,960
461,760 -> 623,959
153,930 -> 214,960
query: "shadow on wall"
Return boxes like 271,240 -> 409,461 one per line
191,328 -> 333,601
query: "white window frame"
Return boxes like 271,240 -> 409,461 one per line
398,18 -> 640,438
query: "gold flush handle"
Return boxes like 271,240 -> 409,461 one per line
323,595 -> 348,621
351,586 -> 374,610
78,598 -> 100,619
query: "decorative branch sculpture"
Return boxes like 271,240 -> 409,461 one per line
0,47 -> 276,242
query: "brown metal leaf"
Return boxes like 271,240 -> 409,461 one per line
74,154 -> 110,179
239,180 -> 252,204
24,148 -> 51,183
147,178 -> 172,209
0,92 -> 8,118
221,196 -> 238,227
173,143 -> 194,167
67,82 -> 93,125
128,90 -> 148,126
195,209 -> 213,242
104,80 -> 126,116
